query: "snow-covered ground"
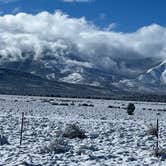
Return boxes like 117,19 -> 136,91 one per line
0,95 -> 166,166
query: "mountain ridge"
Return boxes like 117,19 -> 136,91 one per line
0,68 -> 122,98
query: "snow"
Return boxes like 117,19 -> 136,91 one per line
139,60 -> 166,84
0,95 -> 166,165
60,73 -> 84,84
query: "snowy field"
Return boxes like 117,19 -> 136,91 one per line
0,95 -> 166,165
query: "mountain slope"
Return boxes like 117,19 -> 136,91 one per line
113,61 -> 166,94
138,60 -> 166,85
0,68 -> 121,97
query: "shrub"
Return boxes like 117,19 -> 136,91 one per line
81,103 -> 89,107
0,135 -> 9,145
89,104 -> 94,107
79,103 -> 94,107
154,148 -> 166,159
108,105 -> 114,108
41,137 -> 70,154
147,125 -> 158,137
127,103 -> 135,115
63,124 -> 87,139
108,105 -> 120,109
59,103 -> 69,106
16,161 -> 42,166
71,102 -> 75,106
51,102 -> 59,106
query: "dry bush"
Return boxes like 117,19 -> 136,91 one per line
0,135 -> 9,145
50,102 -> 59,105
41,137 -> 70,154
16,161 -> 42,166
63,123 -> 87,139
153,148 -> 166,160
71,102 -> 75,106
147,125 -> 158,137
59,103 -> 69,106
79,103 -> 94,107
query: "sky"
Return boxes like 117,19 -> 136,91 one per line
0,0 -> 165,32
0,0 -> 165,78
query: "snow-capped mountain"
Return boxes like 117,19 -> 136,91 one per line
138,60 -> 166,85
1,51 -> 166,95
0,68 -> 122,97
114,60 -> 166,94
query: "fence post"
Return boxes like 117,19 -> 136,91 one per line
156,112 -> 160,157
20,112 -> 24,145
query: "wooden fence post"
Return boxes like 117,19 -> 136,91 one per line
20,112 -> 24,145
156,112 -> 160,157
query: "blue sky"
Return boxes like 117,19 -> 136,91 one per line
0,0 -> 165,32
0,0 -> 166,80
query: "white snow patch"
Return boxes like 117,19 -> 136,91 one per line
60,73 -> 84,83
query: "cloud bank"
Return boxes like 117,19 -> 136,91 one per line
0,11 -> 165,77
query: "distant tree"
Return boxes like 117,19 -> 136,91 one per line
127,103 -> 135,115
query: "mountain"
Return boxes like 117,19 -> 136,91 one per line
113,60 -> 166,94
138,60 -> 166,85
0,68 -> 122,98
1,59 -> 125,88
1,67 -> 166,102
1,58 -> 166,96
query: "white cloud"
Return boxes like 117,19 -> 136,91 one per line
0,11 -> 165,76
104,23 -> 117,31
